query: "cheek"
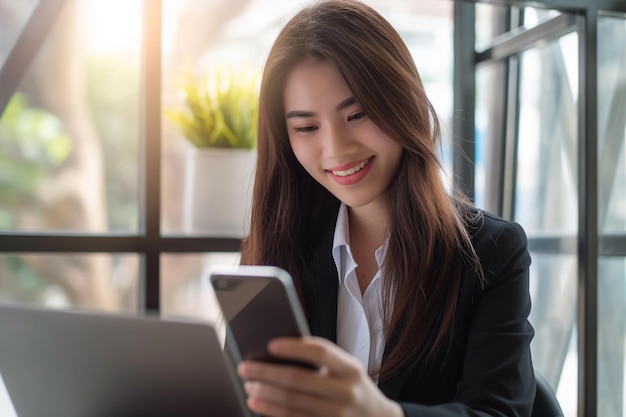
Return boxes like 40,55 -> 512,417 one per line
289,138 -> 315,169
388,143 -> 404,163
360,124 -> 397,148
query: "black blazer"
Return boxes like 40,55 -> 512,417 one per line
300,204 -> 536,417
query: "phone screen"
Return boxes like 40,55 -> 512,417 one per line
211,271 -> 316,369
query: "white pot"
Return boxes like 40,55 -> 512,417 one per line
183,147 -> 256,237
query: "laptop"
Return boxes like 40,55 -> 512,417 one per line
0,302 -> 252,417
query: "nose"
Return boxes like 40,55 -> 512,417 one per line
322,122 -> 353,157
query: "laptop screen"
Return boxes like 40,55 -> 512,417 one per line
0,303 -> 252,417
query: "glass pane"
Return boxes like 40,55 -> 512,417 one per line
528,253 -> 577,417
161,0 -> 454,236
598,15 -> 626,233
598,16 -> 626,417
475,61 -> 507,211
598,256 -> 626,417
0,253 -> 140,312
523,7 -> 561,30
0,0 -> 141,232
475,3 -> 512,52
514,31 -> 579,417
0,0 -> 39,68
161,252 -> 240,325
515,32 -> 578,234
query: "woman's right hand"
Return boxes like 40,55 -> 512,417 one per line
237,336 -> 404,417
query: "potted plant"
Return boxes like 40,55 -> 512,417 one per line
165,66 -> 259,237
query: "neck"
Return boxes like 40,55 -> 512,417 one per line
347,201 -> 389,294
347,201 -> 389,250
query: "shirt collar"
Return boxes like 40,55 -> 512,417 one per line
331,204 -> 352,284
375,238 -> 388,267
332,203 -> 350,252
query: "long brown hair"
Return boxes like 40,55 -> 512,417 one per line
241,0 -> 481,380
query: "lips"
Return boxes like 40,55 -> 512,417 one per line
325,157 -> 374,186
327,157 -> 372,177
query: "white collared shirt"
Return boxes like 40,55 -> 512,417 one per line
331,203 -> 386,380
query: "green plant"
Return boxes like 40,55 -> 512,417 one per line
0,93 -> 72,226
165,66 -> 259,149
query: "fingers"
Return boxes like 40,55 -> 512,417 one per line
237,360 -> 353,401
243,380 -> 339,417
239,361 -> 403,417
267,336 -> 363,377
236,337 -> 382,417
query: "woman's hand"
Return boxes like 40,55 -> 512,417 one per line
237,336 -> 404,417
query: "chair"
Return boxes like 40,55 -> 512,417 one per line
531,372 -> 564,417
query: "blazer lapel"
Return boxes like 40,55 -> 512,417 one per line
379,259 -> 479,400
302,267 -> 338,343
301,203 -> 340,343
377,323 -> 417,399
378,365 -> 415,400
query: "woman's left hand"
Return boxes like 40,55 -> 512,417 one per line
237,336 -> 404,417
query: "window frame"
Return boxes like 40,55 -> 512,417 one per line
0,0 -> 241,311
454,1 -> 626,416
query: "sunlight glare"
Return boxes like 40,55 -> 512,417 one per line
82,0 -> 143,53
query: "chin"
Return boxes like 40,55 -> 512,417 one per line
335,196 -> 374,209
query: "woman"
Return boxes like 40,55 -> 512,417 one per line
239,1 -> 535,416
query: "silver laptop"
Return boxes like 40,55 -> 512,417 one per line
0,302 -> 252,417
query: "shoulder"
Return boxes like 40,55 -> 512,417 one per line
468,209 -> 528,246
465,208 -> 531,283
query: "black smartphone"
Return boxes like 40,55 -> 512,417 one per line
209,265 -> 317,370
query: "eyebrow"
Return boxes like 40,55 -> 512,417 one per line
285,96 -> 357,119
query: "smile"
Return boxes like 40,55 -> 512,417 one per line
329,157 -> 372,177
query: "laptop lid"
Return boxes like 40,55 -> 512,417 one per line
0,302 -> 251,417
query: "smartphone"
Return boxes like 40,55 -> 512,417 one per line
209,265 -> 317,370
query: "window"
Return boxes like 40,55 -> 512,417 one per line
463,1 -> 626,416
0,0 -> 455,314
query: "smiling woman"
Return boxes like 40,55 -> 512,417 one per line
238,2 -> 534,417
158,0 -> 456,325
285,60 -> 402,206
284,60 -> 403,210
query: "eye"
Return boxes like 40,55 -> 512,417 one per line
347,111 -> 366,122
293,125 -> 318,133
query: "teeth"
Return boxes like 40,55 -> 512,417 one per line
331,159 -> 369,177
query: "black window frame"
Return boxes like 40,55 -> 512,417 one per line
454,1 -> 626,416
0,0 -> 241,313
